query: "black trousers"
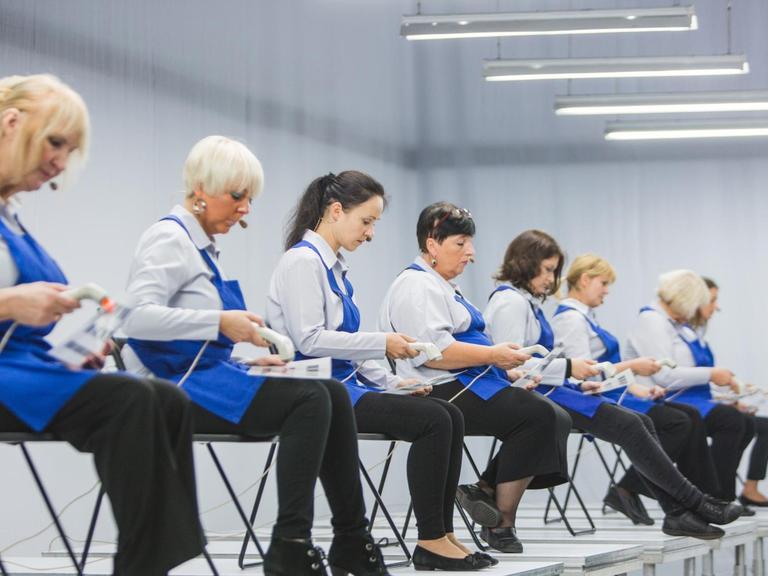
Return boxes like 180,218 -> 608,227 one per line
747,416 -> 768,481
567,403 -> 704,514
430,382 -> 571,490
0,375 -> 205,576
619,402 -> 719,497
704,404 -> 755,501
192,378 -> 368,541
355,393 -> 464,540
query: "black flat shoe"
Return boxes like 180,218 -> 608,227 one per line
479,526 -> 523,553
472,551 -> 498,567
628,491 -> 655,525
456,484 -> 501,528
696,495 -> 742,525
412,545 -> 481,571
662,511 -> 724,540
603,486 -> 654,525
739,494 -> 768,507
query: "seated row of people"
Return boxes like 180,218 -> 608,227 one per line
0,74 -> 758,576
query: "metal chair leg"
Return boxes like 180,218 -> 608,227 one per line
359,460 -> 411,568
454,497 -> 487,551
368,441 -> 397,532
238,442 -> 277,569
205,444 -> 266,568
202,545 -> 220,575
401,502 -> 413,540
79,486 -> 106,569
19,443 -> 83,576
0,555 -> 9,576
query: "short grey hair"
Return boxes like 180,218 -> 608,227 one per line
183,135 -> 264,199
657,269 -> 709,321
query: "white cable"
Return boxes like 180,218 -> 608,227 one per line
0,321 -> 18,354
4,556 -> 109,572
0,480 -> 100,555
177,341 -> 209,387
448,366 -> 492,403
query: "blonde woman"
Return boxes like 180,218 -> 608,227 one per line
553,255 -> 719,523
0,74 -> 204,575
625,270 -> 754,509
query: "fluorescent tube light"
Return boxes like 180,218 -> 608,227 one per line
401,6 -> 697,40
605,120 -> 768,140
556,91 -> 768,115
483,55 -> 749,82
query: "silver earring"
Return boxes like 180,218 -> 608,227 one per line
193,198 -> 207,215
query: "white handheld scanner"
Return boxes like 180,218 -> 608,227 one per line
62,283 -> 116,313
594,362 -> 617,378
657,358 -> 678,369
252,324 -> 295,361
517,344 -> 549,357
409,342 -> 443,361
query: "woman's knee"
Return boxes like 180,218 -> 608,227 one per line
525,396 -> 571,436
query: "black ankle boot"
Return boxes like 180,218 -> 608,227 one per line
327,533 -> 390,576
264,537 -> 328,576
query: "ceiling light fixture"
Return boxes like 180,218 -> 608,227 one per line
605,119 -> 768,140
483,55 -> 749,82
401,6 -> 697,41
555,90 -> 768,115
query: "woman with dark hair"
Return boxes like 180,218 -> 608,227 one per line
123,139 -> 387,576
378,202 -> 572,554
625,271 -> 755,510
553,254 -> 721,524
680,277 -> 766,508
479,231 -> 741,540
268,174 -> 492,572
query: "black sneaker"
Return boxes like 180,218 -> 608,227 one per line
662,511 -> 724,540
603,486 -> 654,525
479,526 -> 523,553
456,484 -> 502,528
696,495 -> 742,525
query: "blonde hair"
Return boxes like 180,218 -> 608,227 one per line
183,135 -> 264,199
0,74 -> 90,186
565,253 -> 616,293
657,269 -> 709,321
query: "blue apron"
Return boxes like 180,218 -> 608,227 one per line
127,216 -> 264,423
407,264 -> 508,400
639,306 -> 717,417
554,304 -> 658,414
490,287 -> 611,418
0,216 -> 99,432
291,240 -> 383,406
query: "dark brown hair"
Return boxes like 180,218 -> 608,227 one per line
416,201 -> 475,252
495,229 -> 565,298
284,170 -> 386,250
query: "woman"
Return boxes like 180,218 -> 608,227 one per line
378,202 -> 572,554
267,173 -> 492,571
625,270 -> 755,509
552,254 -> 720,524
690,277 -> 767,508
0,74 -> 205,575
122,138 -> 385,576
483,230 -> 740,540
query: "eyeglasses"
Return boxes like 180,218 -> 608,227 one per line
432,207 -> 472,232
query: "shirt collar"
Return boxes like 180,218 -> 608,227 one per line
302,229 -> 347,272
500,282 -> 541,311
561,297 -> 591,316
413,255 -> 461,294
170,204 -> 218,256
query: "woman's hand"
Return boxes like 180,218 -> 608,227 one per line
580,381 -> 603,394
397,378 -> 432,396
710,367 -> 735,387
507,369 -> 541,390
647,385 -> 666,400
570,358 -> 599,380
245,355 -> 286,367
219,310 -> 270,347
385,333 -> 419,360
629,357 -> 662,377
1,282 -> 80,325
489,342 -> 530,370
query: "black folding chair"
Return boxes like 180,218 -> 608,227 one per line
0,554 -> 8,576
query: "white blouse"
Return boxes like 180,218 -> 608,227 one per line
551,297 -> 609,362
121,204 -> 227,375
624,302 -> 712,390
483,284 -> 567,385
266,229 -> 398,388
0,200 -> 24,288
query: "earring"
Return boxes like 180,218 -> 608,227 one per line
192,198 -> 207,215
430,257 -> 437,267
